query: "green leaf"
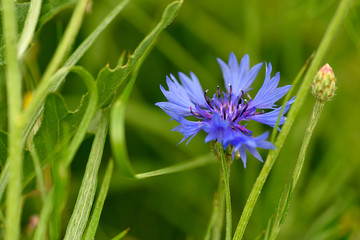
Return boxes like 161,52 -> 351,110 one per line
64,108 -> 109,240
32,93 -> 88,165
96,0 -> 183,108
21,0 -> 130,148
82,160 -> 114,239
0,2 -> 30,64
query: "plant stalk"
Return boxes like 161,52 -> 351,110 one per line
232,0 -> 352,239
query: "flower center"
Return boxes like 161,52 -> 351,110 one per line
190,85 -> 261,136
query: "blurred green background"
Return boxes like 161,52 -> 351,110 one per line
15,0 -> 360,239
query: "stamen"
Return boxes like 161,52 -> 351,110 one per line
190,106 -> 201,117
240,101 -> 249,116
232,110 -> 241,122
204,90 -> 214,109
229,84 -> 232,95
240,90 -> 245,99
216,86 -> 221,98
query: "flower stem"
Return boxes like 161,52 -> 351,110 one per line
2,0 -> 23,238
268,100 -> 325,240
220,145 -> 232,240
232,0 -> 352,239
293,100 -> 324,185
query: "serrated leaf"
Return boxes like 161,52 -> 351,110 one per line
96,0 -> 183,108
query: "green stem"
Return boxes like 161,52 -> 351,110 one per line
233,0 -> 352,239
270,53 -> 313,143
2,0 -> 23,238
268,100 -> 325,240
204,167 -> 225,240
220,146 -> 232,240
292,101 -> 324,185
212,170 -> 226,240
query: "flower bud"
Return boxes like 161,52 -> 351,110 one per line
312,64 -> 336,102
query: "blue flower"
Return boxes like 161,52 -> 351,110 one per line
156,53 -> 294,167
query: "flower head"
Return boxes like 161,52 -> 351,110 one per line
156,53 -> 294,167
312,63 -> 336,102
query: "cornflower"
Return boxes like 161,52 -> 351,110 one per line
156,53 -> 294,167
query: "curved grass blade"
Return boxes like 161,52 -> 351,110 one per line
17,0 -> 42,59
82,160 -> 114,239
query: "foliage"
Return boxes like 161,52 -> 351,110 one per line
0,0 -> 359,239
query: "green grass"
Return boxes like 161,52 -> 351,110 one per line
0,0 -> 359,239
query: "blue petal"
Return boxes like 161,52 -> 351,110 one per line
172,117 -> 203,144
249,63 -> 291,109
202,113 -> 231,144
217,53 -> 263,97
156,74 -> 201,118
231,131 -> 274,167
239,146 -> 247,168
178,72 -> 207,107
247,98 -> 295,128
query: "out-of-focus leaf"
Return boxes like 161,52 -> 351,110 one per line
96,0 -> 182,108
0,66 -> 6,130
38,0 -> 78,29
0,131 -> 7,167
0,2 -> 30,64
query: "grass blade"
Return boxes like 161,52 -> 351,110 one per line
17,0 -> 42,59
64,108 -> 109,240
111,228 -> 130,240
83,160 -> 114,239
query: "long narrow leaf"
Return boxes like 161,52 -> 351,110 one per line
64,108 -> 109,239
82,160 -> 114,239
